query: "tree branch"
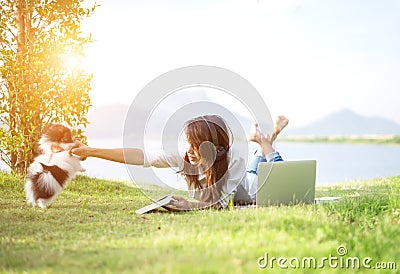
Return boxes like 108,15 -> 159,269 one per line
0,38 -> 17,52
0,23 -> 18,40
0,150 -> 12,168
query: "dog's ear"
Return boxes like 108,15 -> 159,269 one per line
51,144 -> 65,153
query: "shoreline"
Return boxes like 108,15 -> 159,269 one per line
280,135 -> 400,146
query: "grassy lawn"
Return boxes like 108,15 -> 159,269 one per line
1,172 -> 399,273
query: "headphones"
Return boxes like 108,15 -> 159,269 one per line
202,115 -> 229,160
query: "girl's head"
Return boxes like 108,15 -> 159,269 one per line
182,115 -> 232,206
184,115 -> 231,166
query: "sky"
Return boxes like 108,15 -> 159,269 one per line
80,0 -> 400,127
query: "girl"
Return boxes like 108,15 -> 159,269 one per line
71,115 -> 288,210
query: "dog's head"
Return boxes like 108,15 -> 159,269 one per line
41,124 -> 73,144
37,124 -> 75,154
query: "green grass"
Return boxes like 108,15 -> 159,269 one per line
1,172 -> 399,274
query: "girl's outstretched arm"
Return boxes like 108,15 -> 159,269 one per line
70,141 -> 144,166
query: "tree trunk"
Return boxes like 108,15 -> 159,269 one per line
12,0 -> 29,175
16,0 -> 27,53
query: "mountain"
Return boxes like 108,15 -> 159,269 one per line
284,109 -> 400,136
85,86 -> 259,140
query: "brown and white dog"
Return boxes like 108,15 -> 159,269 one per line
25,124 -> 85,208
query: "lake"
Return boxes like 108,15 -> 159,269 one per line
2,140 -> 400,188
276,142 -> 400,184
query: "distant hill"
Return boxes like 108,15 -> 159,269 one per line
85,102 -> 255,140
284,109 -> 400,136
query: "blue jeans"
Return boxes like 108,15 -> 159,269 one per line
246,150 -> 283,175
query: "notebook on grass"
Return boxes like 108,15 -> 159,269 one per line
135,194 -> 175,214
135,194 -> 192,214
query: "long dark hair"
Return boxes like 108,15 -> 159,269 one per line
181,115 -> 232,207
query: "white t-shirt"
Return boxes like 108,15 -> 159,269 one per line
143,146 -> 257,208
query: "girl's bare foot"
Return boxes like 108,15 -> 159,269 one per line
271,115 -> 289,143
249,116 -> 289,145
249,123 -> 262,145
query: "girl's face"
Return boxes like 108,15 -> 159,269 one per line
185,139 -> 201,165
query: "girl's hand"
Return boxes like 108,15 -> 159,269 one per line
69,140 -> 89,161
168,195 -> 192,210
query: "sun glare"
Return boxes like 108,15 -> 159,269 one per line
63,50 -> 95,75
64,54 -> 80,72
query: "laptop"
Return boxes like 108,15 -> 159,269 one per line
256,160 -> 317,206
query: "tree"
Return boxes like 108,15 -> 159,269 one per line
0,0 -> 96,176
